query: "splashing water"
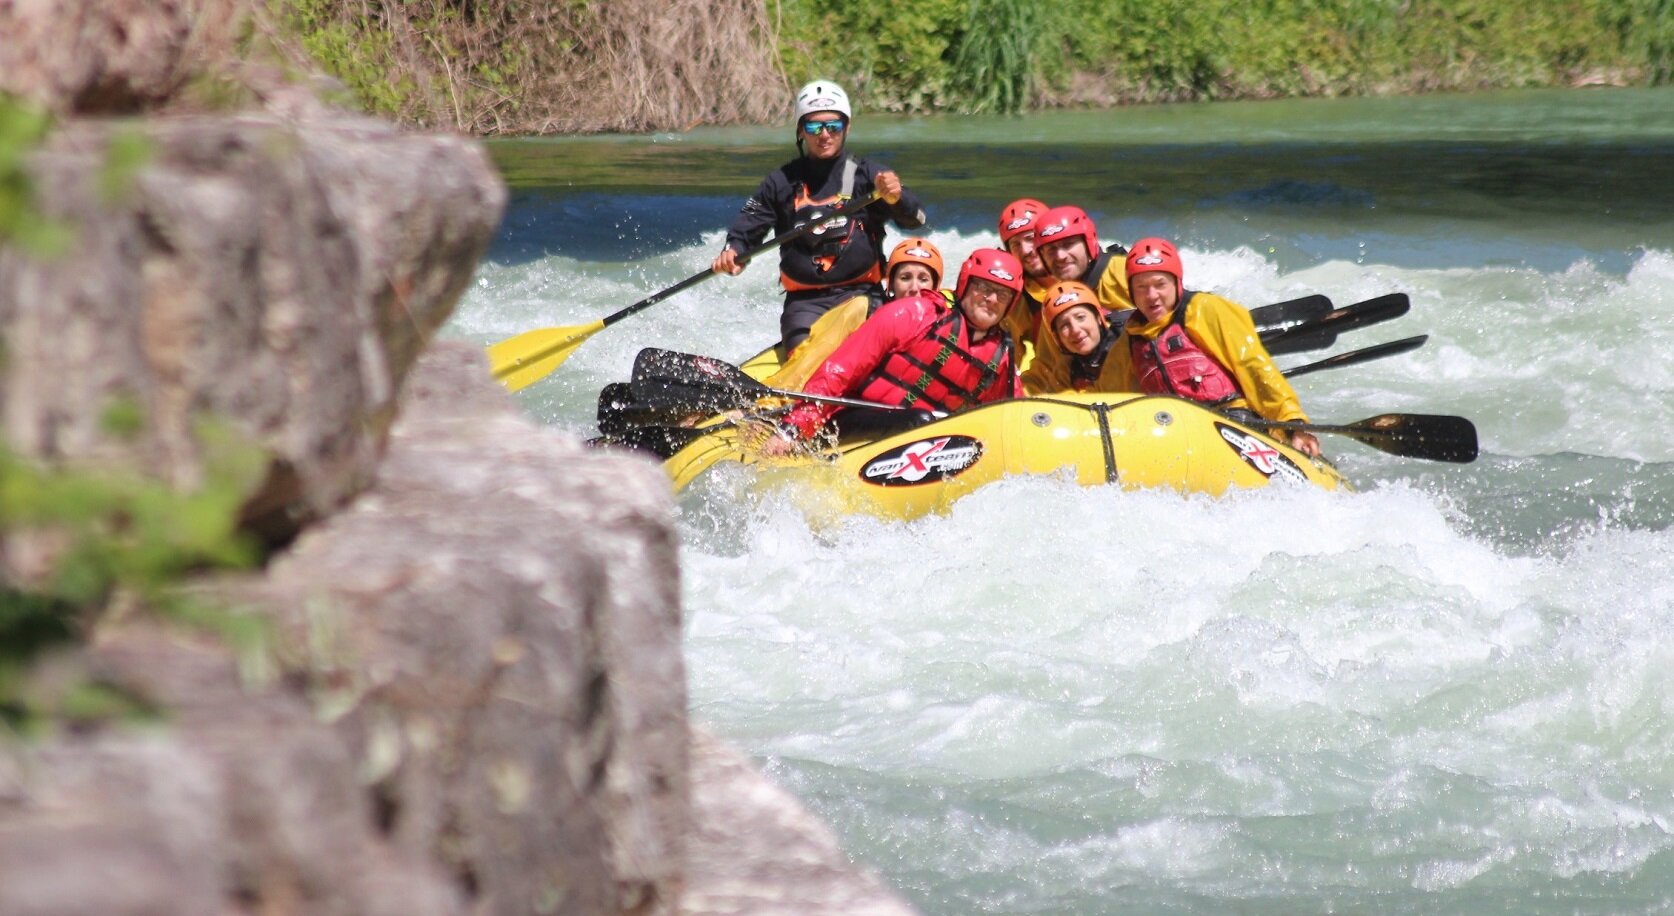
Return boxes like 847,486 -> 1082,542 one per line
449,88 -> 1674,913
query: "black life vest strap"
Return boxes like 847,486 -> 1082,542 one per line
869,310 -> 1012,412
1070,328 -> 1119,388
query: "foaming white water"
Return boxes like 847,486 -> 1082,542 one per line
450,214 -> 1674,912
683,477 -> 1525,768
679,476 -> 1674,911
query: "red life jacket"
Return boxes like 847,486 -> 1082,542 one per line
859,308 -> 1015,414
1128,293 -> 1241,404
780,157 -> 885,292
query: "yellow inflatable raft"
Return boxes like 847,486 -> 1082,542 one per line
663,391 -> 1348,521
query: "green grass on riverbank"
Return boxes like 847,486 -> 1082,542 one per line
280,0 -> 1673,132
777,0 -> 1674,113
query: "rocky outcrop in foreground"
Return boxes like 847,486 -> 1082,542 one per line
0,2 -> 917,906
0,340 -> 917,915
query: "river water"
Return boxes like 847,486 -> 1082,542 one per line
447,87 -> 1674,914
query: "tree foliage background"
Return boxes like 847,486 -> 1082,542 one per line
274,0 -> 1673,133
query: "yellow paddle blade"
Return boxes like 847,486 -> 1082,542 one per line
486,319 -> 606,392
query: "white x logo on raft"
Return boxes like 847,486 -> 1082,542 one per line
861,436 -> 983,485
1134,251 -> 1165,266
987,266 -> 1016,282
1215,423 -> 1307,483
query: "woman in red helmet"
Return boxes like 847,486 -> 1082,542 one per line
765,237 -> 949,391
1111,238 -> 1322,457
764,248 -> 1027,451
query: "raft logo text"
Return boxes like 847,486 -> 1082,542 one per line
860,436 -> 984,486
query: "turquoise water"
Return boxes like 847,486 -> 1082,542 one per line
449,87 -> 1674,914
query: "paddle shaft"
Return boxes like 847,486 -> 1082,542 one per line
491,189 -> 885,387
606,189 -> 885,331
1282,335 -> 1428,379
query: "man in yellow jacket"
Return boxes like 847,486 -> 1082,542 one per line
1029,240 -> 1323,457
1107,237 -> 1322,457
1033,205 -> 1133,313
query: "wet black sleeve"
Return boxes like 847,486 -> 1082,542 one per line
724,171 -> 788,255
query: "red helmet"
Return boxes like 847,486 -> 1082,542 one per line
1125,237 -> 1183,289
1033,205 -> 1099,258
955,248 -> 1025,315
997,198 -> 1048,244
885,237 -> 944,287
1040,280 -> 1106,330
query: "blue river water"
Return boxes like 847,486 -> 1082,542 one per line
447,87 -> 1674,914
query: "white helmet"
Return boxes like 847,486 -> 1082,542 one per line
794,80 -> 852,123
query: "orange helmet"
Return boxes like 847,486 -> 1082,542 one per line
1125,237 -> 1183,288
997,198 -> 1047,244
1040,281 -> 1106,330
1033,205 -> 1100,257
885,237 -> 944,287
955,248 -> 1025,316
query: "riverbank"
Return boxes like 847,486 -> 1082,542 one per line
277,0 -> 1673,135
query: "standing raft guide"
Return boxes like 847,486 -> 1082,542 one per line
483,79 -> 1479,519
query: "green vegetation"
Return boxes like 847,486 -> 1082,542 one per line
269,0 -> 1672,131
0,412 -> 269,735
279,0 -> 433,121
271,0 -> 786,134
0,100 -> 70,254
776,0 -> 1672,115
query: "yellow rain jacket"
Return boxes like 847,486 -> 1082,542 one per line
1107,291 -> 1309,423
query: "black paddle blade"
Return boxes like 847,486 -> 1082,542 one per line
629,374 -> 749,415
597,382 -> 646,436
1262,292 -> 1412,355
597,381 -> 715,435
630,348 -> 770,416
1249,294 -> 1333,337
631,348 -> 764,395
1344,413 -> 1479,463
